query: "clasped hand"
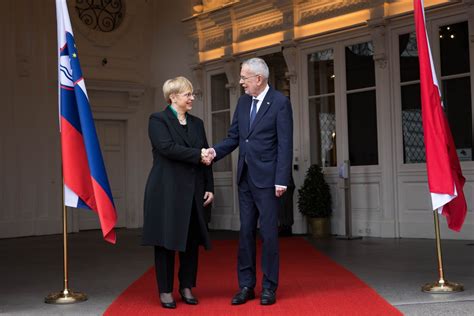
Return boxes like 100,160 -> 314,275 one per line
200,148 -> 215,166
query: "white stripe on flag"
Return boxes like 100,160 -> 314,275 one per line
64,184 -> 79,208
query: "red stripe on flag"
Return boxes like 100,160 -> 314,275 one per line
74,77 -> 83,86
91,178 -> 117,244
61,117 -> 98,210
61,85 -> 74,91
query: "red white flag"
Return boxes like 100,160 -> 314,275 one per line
413,0 -> 467,231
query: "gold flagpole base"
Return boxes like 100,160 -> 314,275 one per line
45,289 -> 88,304
422,280 -> 464,293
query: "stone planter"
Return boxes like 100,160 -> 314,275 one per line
308,217 -> 331,238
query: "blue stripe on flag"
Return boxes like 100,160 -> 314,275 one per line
65,32 -> 83,81
77,197 -> 92,210
60,87 -> 82,133
73,86 -> 114,204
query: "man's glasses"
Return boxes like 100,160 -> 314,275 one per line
239,74 -> 259,81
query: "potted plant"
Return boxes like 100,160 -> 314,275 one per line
297,164 -> 332,238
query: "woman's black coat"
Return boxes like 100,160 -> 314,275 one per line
142,107 -> 213,252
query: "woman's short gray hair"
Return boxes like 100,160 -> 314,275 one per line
162,76 -> 193,104
242,57 -> 269,79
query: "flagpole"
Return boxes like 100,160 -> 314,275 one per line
45,161 -> 87,304
421,211 -> 463,293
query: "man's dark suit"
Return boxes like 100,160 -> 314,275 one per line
214,86 -> 293,291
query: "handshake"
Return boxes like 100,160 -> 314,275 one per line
201,148 -> 216,166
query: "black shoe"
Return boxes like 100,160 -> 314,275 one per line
260,288 -> 276,305
231,287 -> 255,305
160,300 -> 176,309
160,293 -> 176,309
179,288 -> 198,305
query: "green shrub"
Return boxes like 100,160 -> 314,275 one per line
297,164 -> 332,218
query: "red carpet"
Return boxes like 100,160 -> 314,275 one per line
104,238 -> 401,316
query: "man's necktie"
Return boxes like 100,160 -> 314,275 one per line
249,98 -> 258,128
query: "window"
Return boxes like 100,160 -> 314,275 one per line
210,74 -> 232,172
345,41 -> 378,166
307,49 -> 337,167
399,21 -> 472,163
440,21 -> 472,161
399,32 -> 424,163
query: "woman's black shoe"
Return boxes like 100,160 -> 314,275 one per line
179,289 -> 198,305
160,293 -> 176,309
160,300 -> 176,309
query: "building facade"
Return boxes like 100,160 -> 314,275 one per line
0,0 -> 472,240
184,0 -> 474,239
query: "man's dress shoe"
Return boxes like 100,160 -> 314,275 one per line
260,288 -> 276,305
231,287 -> 255,305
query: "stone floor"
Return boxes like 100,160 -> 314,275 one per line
0,228 -> 472,315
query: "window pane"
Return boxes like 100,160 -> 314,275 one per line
346,42 -> 375,90
347,90 -> 378,165
308,49 -> 335,96
442,77 -> 473,161
264,52 -> 290,96
211,74 -> 229,111
309,97 -> 337,167
399,32 -> 419,82
401,84 -> 425,163
440,21 -> 470,76
212,112 -> 232,172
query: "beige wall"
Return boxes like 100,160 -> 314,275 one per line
0,0 -> 196,238
1,0 -> 473,240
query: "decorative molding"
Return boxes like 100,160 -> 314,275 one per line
369,19 -> 387,69
75,0 -> 125,33
86,79 -> 145,106
282,44 -> 297,84
191,65 -> 204,100
205,35 -> 225,50
186,0 -> 399,62
238,18 -> 283,41
299,0 -> 373,25
224,28 -> 233,45
68,0 -> 138,47
223,58 -> 241,94
283,10 -> 294,29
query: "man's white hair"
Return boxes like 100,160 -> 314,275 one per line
242,57 -> 269,79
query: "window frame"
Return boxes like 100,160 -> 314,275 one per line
392,14 -> 474,171
205,68 -> 233,176
301,33 -> 381,175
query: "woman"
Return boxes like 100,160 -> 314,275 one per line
142,76 -> 214,309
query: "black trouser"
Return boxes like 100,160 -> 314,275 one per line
154,204 -> 200,293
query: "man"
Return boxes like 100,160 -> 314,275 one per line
203,57 -> 293,305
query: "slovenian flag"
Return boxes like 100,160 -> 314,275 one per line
56,0 -> 117,243
414,0 -> 467,231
